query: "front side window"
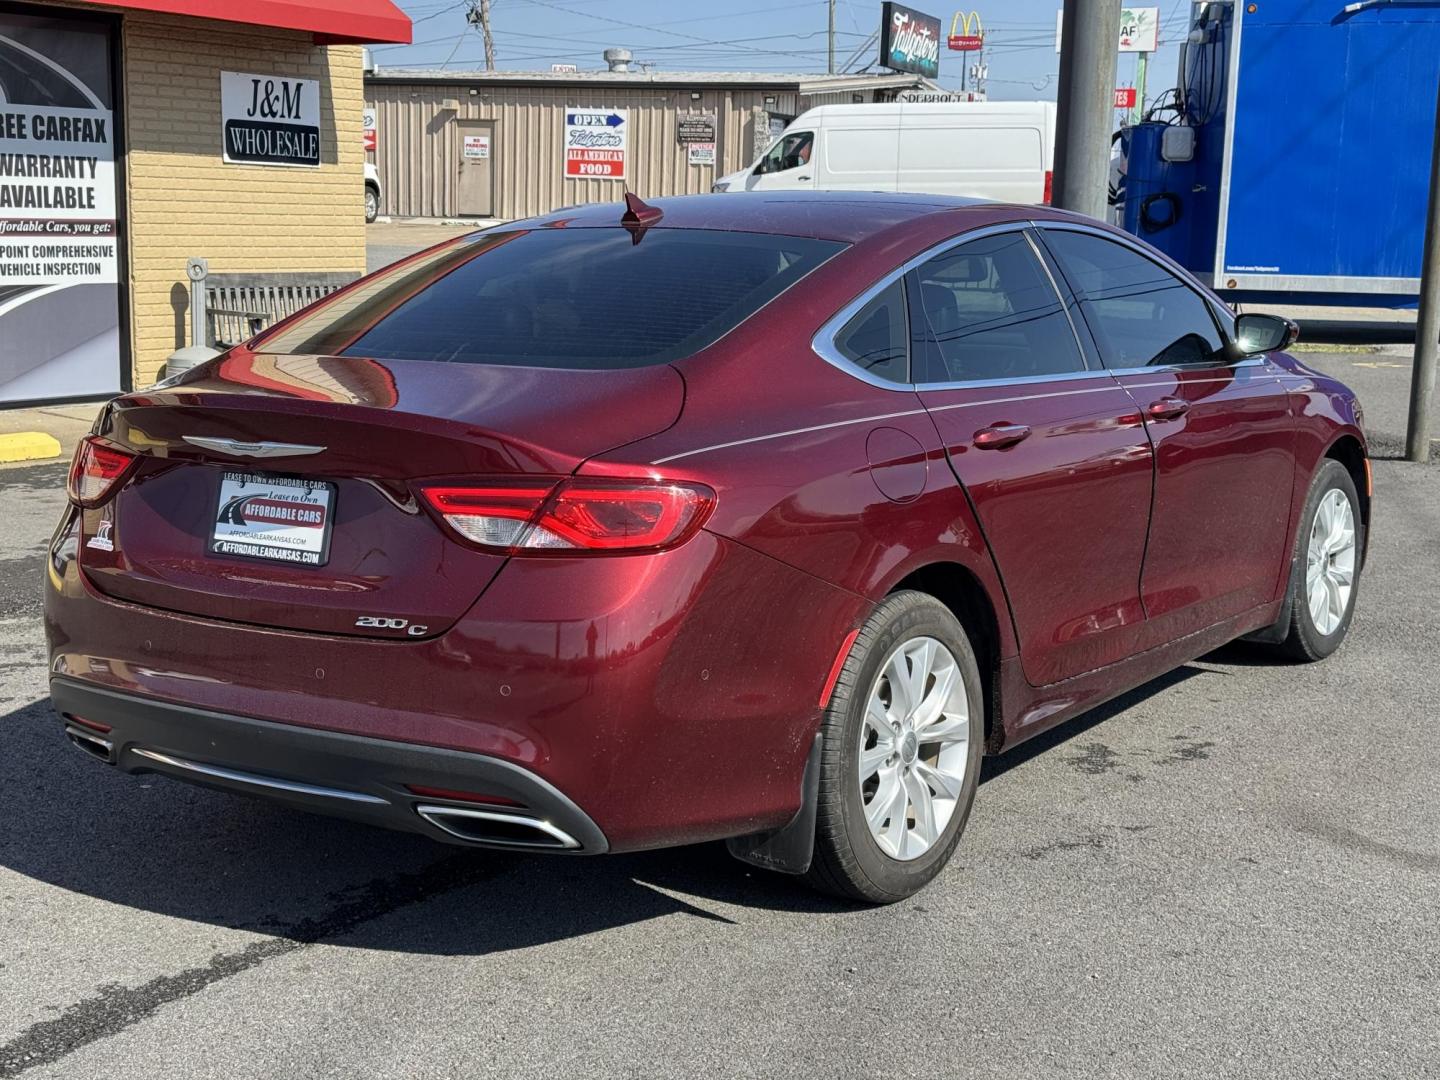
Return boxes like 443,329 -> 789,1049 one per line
910,231 -> 1087,383
755,131 -> 814,175
259,228 -> 845,369
1042,230 -> 1225,369
832,280 -> 909,383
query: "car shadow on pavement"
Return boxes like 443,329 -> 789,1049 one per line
0,696 -> 857,963
979,663 -> 1212,782
2,662 -> 1233,955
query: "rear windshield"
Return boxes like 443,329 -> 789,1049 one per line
259,227 -> 846,369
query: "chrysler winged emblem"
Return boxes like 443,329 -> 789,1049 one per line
182,436 -> 326,459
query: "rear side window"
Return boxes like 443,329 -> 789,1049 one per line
833,281 -> 908,383
261,228 -> 845,369
1042,230 -> 1225,369
910,231 -> 1086,383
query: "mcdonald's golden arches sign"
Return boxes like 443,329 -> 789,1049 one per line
948,11 -> 984,51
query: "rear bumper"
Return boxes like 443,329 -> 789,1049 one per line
52,678 -> 609,853
46,517 -> 870,851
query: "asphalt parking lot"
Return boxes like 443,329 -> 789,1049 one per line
2,323 -> 1437,1074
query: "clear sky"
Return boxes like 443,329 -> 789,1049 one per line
375,1 -> 1193,106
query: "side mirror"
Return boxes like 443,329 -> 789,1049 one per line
1234,312 -> 1298,356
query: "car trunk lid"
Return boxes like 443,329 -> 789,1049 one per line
79,350 -> 685,638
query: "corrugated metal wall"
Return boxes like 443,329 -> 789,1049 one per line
365,82 -> 848,220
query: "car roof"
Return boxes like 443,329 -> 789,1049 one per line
508,191 -> 1035,244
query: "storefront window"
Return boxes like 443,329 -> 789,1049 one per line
0,11 -> 122,404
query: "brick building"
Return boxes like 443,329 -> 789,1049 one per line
0,0 -> 410,406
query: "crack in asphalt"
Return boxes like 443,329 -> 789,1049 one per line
1019,832 -> 1111,860
0,852 -> 512,1078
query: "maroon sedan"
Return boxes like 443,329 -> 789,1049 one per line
46,192 -> 1367,903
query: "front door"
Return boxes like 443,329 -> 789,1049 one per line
746,129 -> 815,191
455,120 -> 495,217
911,228 -> 1155,687
1037,226 -> 1296,646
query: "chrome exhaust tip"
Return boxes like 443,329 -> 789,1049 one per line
65,724 -> 115,764
415,804 -> 581,850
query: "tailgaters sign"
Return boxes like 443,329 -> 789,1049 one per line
221,71 -> 321,167
563,109 -> 629,179
880,3 -> 941,79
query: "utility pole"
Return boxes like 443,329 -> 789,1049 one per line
1052,0 -> 1122,219
1132,50 -> 1148,125
466,0 -> 496,71
827,0 -> 836,75
1406,70 -> 1440,461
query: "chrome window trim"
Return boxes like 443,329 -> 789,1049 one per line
915,366 -> 1120,392
1022,228 -> 1095,373
826,277 -> 912,386
812,221 -> 1098,393
812,218 -> 1268,395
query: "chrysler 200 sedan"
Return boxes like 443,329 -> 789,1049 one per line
46,192 -> 1367,903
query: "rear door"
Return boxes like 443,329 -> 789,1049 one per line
911,227 -> 1154,686
1037,225 -> 1296,646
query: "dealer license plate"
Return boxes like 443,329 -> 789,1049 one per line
210,471 -> 336,566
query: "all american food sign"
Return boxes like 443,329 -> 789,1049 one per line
564,109 -> 628,179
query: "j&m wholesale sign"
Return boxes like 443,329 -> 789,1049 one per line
222,71 -> 321,167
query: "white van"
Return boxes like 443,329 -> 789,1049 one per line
713,102 -> 1056,204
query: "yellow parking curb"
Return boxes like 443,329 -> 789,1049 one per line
0,431 -> 64,463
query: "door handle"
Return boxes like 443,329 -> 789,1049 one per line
1146,397 -> 1191,421
973,423 -> 1032,449
796,174 -> 812,181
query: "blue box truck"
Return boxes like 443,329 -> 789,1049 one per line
1116,0 -> 1440,307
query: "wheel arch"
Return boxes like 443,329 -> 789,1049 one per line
1323,432 -> 1369,541
887,561 -> 1006,752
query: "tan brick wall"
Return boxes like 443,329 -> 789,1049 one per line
122,14 -> 366,384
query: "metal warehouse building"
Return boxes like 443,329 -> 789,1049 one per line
363,63 -> 932,221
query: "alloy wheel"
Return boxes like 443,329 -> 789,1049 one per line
858,635 -> 971,861
1306,488 -> 1356,636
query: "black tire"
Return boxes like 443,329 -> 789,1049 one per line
364,185 -> 379,224
804,591 -> 984,904
1271,459 -> 1364,661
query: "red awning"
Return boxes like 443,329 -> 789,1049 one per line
84,0 -> 412,44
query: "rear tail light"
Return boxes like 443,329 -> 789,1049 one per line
417,476 -> 715,555
1043,169 -> 1054,205
66,435 -> 137,508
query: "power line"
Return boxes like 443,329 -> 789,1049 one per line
508,0 -> 837,62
